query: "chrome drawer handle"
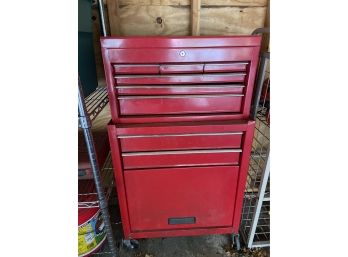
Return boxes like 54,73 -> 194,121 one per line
118,132 -> 243,139
122,149 -> 242,157
115,72 -> 246,79
118,94 -> 244,100
116,84 -> 245,89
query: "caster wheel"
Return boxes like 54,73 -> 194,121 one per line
231,234 -> 241,251
122,239 -> 139,250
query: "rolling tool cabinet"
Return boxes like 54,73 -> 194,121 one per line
101,36 -> 261,246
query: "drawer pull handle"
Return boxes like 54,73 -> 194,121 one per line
168,217 -> 196,225
118,132 -> 243,139
122,149 -> 242,157
118,94 -> 244,100
115,72 -> 246,79
116,85 -> 245,89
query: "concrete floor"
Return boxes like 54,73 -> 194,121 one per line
94,202 -> 269,257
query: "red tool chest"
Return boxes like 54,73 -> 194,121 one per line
101,36 -> 261,240
101,36 -> 261,124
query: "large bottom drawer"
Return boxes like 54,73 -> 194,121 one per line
124,165 -> 239,232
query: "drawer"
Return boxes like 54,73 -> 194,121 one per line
113,64 -> 159,75
122,149 -> 241,169
115,73 -> 246,85
124,165 -> 239,231
160,64 -> 204,74
119,131 -> 242,152
204,62 -> 248,73
118,94 -> 243,115
116,84 -> 244,96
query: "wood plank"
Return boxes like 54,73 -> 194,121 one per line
200,6 -> 266,35
191,0 -> 201,35
118,5 -> 190,35
106,0 -> 121,35
118,0 -> 267,6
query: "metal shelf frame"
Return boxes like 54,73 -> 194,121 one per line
240,28 -> 270,248
78,153 -> 114,209
78,1 -> 118,256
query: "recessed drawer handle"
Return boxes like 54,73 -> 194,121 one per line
118,94 -> 244,100
114,72 -> 246,79
116,85 -> 245,89
122,149 -> 242,157
118,132 -> 243,139
168,217 -> 196,225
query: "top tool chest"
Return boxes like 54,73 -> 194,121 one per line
101,36 -> 261,241
101,36 -> 261,123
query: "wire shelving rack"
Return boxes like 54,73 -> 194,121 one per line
240,40 -> 270,248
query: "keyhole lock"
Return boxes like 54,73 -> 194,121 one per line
179,50 -> 186,57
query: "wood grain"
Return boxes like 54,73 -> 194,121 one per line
118,5 -> 191,35
106,0 -> 121,35
118,0 -> 267,6
191,0 -> 201,35
106,0 -> 268,36
200,6 -> 267,35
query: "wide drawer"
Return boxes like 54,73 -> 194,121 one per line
118,94 -> 243,115
122,149 -> 241,169
119,131 -> 242,152
116,84 -> 245,96
124,165 -> 239,232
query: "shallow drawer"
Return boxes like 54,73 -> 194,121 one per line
119,131 -> 242,152
204,62 -> 248,73
124,165 -> 239,232
118,94 -> 243,115
113,64 -> 159,74
115,73 -> 246,85
159,64 -> 204,74
122,149 -> 241,169
116,84 -> 244,96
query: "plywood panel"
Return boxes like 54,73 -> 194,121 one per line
200,6 -> 266,35
118,0 -> 267,6
106,0 -> 121,35
118,5 -> 190,35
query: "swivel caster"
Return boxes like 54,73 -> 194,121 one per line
122,239 -> 139,250
231,233 -> 241,251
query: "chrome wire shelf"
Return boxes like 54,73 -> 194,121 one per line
240,49 -> 270,248
78,153 -> 115,209
241,110 -> 270,248
85,87 -> 109,122
241,199 -> 270,247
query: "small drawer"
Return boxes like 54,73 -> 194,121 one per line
124,165 -> 239,231
122,149 -> 241,169
113,64 -> 159,75
118,94 -> 243,115
204,62 -> 248,73
119,132 -> 242,152
159,64 -> 204,74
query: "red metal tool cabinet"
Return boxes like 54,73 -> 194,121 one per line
101,36 -> 261,124
101,36 -> 261,241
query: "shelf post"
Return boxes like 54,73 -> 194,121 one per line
78,78 -> 118,257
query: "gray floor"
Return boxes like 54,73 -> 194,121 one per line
93,202 -> 269,257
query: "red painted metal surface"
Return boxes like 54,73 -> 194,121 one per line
101,36 -> 259,240
119,132 -> 242,152
124,166 -> 239,231
101,36 -> 261,123
107,120 -> 255,239
122,150 -> 241,170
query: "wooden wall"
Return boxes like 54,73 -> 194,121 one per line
105,0 -> 268,36
92,0 -> 269,86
